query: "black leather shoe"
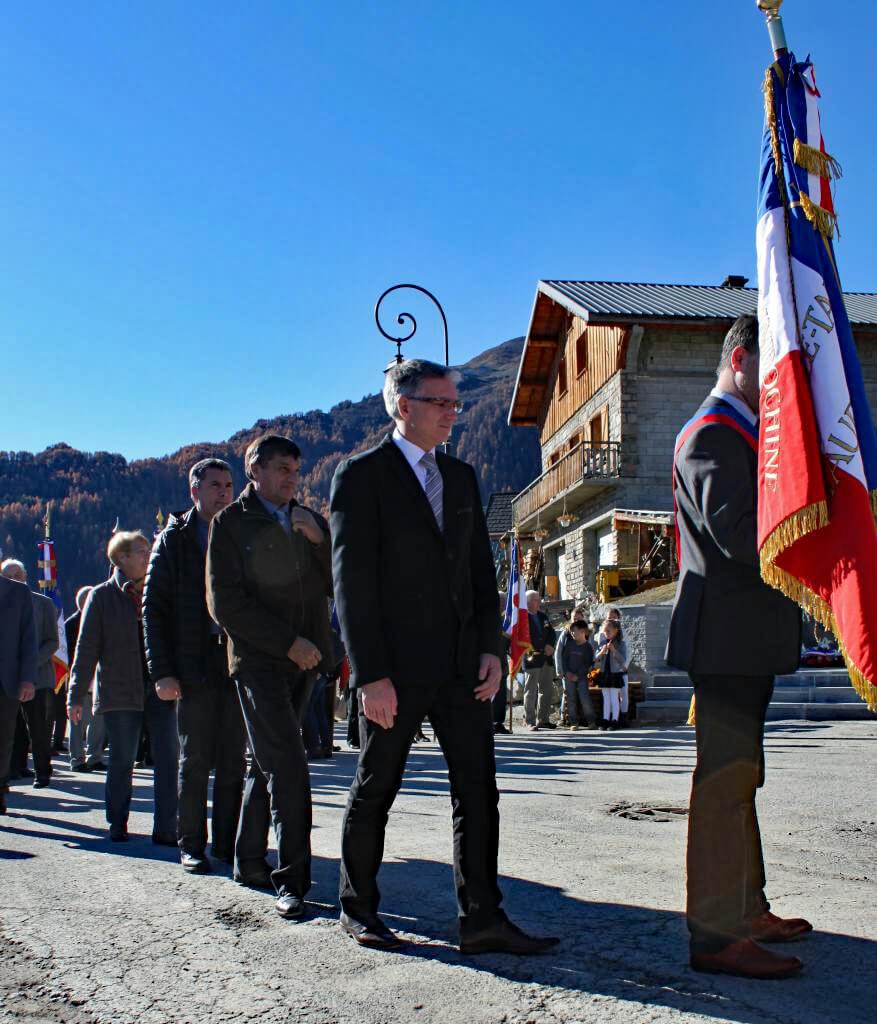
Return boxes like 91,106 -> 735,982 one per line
275,893 -> 306,920
211,848 -> 234,865
109,825 -> 128,842
460,918 -> 560,956
181,851 -> 211,874
33,777 -> 51,789
71,763 -> 91,773
494,724 -> 510,735
16,768 -> 35,779
152,832 -> 178,847
340,912 -> 404,950
233,863 -> 274,890
541,722 -> 557,730
89,761 -> 108,772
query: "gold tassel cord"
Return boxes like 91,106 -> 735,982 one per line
796,191 -> 838,240
793,138 -> 843,181
763,67 -> 784,185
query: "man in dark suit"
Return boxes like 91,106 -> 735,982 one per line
0,557 -> 38,814
668,315 -> 809,980
331,358 -> 559,955
207,434 -> 332,920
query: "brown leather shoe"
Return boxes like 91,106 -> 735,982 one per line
691,938 -> 803,979
749,910 -> 813,943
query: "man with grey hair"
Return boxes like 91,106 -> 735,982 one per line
2,558 -> 59,787
331,358 -> 558,955
0,549 -> 38,814
523,590 -> 556,731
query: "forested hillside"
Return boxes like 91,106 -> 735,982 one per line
0,337 -> 540,608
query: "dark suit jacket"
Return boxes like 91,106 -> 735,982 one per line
330,434 -> 500,689
666,398 -> 801,676
32,591 -> 60,691
0,576 -> 38,699
207,483 -> 333,679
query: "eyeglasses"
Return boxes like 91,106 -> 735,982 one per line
408,396 -> 464,413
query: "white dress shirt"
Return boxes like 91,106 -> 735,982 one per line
392,428 -> 435,492
709,387 -> 758,427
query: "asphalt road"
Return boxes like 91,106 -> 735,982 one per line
1,720 -> 875,1024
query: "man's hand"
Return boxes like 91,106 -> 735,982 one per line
291,507 -> 325,545
288,636 -> 321,671
18,682 -> 35,703
68,704 -> 82,725
544,643 -> 555,657
361,677 -> 397,729
155,676 -> 182,701
474,654 -> 502,701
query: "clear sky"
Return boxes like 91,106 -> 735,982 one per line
1,1 -> 875,460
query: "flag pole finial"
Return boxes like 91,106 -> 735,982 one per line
757,0 -> 788,55
44,501 -> 52,539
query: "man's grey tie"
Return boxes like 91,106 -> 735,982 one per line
274,507 -> 291,536
419,451 -> 444,532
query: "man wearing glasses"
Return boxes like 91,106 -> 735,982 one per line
330,358 -> 558,955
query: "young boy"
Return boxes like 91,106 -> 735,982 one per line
561,620 -> 596,730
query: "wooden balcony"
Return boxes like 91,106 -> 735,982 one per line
512,441 -> 620,530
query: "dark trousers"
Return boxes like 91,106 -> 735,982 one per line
302,675 -> 332,753
340,679 -> 502,932
686,674 -> 774,953
12,688 -> 53,781
0,693 -> 21,789
103,692 -> 179,834
49,683 -> 68,748
234,670 -> 313,897
346,689 -> 360,747
177,646 -> 247,857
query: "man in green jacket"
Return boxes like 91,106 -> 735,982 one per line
207,434 -> 332,921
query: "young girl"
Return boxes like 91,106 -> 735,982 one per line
594,619 -> 628,730
597,607 -> 630,726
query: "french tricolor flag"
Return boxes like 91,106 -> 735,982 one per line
502,537 -> 532,678
757,51 -> 877,709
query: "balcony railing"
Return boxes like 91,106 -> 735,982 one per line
512,441 -> 620,526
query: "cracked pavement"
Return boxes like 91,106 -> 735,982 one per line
1,721 -> 875,1024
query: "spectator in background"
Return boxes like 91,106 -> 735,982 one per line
1,559 -> 58,788
207,434 -> 332,920
143,457 -> 246,875
596,607 -> 631,727
0,553 -> 38,815
66,585 -> 108,773
594,619 -> 628,730
559,621 -> 596,731
554,603 -> 591,727
522,591 -> 556,731
69,531 -> 179,844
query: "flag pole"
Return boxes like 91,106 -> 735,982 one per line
757,0 -> 788,57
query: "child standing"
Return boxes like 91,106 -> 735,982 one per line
594,619 -> 628,731
560,620 -> 596,730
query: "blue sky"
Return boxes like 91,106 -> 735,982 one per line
1,1 -> 875,460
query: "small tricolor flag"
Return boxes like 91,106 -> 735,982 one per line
757,51 -> 877,710
37,533 -> 68,694
502,537 -> 532,678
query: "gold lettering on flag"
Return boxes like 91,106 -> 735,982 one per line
762,365 -> 782,492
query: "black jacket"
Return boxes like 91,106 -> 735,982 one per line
206,483 -> 333,680
666,398 -> 801,675
143,506 -> 214,691
0,576 -> 37,699
330,434 -> 500,690
524,610 -> 556,669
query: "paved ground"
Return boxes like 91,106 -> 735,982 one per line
1,720 -> 875,1024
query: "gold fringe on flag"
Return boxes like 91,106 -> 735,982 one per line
793,138 -> 843,181
760,502 -> 877,714
871,490 -> 877,522
797,191 -> 838,239
687,695 -> 696,727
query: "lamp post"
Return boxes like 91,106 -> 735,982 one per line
374,283 -> 455,453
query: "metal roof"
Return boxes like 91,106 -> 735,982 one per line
540,280 -> 877,326
484,492 -> 515,536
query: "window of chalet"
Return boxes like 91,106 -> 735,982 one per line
568,432 -> 581,452
575,330 -> 588,376
589,406 -> 609,446
557,356 -> 568,397
548,449 -> 561,466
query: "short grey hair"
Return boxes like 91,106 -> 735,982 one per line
0,558 -> 27,579
382,359 -> 461,419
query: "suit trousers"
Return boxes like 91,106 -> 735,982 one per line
339,679 -> 502,932
0,693 -> 21,789
523,662 -> 554,726
234,670 -> 312,898
177,644 -> 247,858
49,683 -> 68,749
686,673 -> 774,953
12,688 -> 53,781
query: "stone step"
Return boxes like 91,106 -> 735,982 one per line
637,699 -> 874,724
650,669 -> 852,689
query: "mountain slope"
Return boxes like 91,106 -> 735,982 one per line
0,337 -> 539,608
